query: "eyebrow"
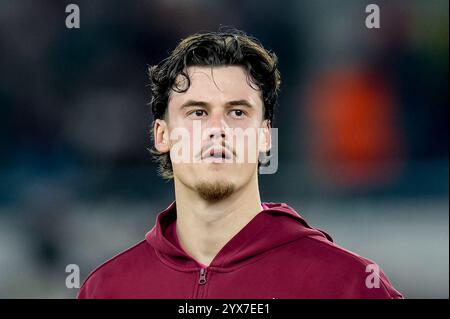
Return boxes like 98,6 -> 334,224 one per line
180,99 -> 254,109
180,100 -> 209,109
227,100 -> 254,108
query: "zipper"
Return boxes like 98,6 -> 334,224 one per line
198,268 -> 208,285
194,267 -> 208,299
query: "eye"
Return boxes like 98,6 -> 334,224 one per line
188,109 -> 207,119
229,109 -> 246,118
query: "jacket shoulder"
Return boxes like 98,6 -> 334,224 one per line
77,240 -> 149,298
291,235 -> 404,298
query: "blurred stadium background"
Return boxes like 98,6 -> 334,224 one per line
0,0 -> 448,298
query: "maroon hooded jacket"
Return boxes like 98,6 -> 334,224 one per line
78,201 -> 403,299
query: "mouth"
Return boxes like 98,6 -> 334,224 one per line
202,147 -> 233,163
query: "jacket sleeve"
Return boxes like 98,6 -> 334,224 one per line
359,263 -> 404,299
77,271 -> 103,299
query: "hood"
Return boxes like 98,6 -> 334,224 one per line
145,201 -> 333,272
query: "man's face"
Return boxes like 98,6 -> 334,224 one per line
154,65 -> 271,201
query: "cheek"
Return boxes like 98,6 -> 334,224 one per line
230,130 -> 261,164
168,123 -> 205,165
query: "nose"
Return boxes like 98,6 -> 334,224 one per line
208,128 -> 226,140
206,113 -> 227,141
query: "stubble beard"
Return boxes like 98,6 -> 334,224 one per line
194,179 -> 235,202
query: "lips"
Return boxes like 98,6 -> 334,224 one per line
202,147 -> 233,160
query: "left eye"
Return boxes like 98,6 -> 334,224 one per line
230,110 -> 244,117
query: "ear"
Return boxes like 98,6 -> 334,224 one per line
259,119 -> 272,153
154,119 -> 170,153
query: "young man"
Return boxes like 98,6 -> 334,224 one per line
78,30 -> 403,299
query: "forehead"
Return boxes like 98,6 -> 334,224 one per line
168,65 -> 262,108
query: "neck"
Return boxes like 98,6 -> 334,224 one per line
174,173 -> 263,267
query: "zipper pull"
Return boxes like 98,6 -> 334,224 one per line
198,268 -> 207,285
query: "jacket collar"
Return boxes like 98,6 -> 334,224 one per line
145,200 -> 333,272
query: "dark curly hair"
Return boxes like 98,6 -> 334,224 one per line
148,29 -> 281,179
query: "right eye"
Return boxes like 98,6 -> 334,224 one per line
188,109 -> 207,119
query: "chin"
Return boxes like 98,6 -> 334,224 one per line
197,175 -> 233,186
194,179 -> 236,202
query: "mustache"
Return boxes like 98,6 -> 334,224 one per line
196,140 -> 236,159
